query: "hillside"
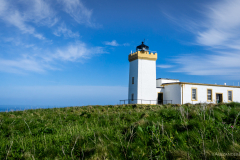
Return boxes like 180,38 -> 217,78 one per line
1,103 -> 240,159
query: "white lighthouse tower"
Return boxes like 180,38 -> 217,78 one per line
128,42 -> 158,104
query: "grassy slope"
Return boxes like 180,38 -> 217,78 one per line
0,103 -> 240,159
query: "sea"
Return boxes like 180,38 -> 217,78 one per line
0,105 -> 68,112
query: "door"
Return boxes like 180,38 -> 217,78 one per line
158,93 -> 163,104
216,93 -> 223,103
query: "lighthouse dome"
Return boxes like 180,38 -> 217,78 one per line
136,42 -> 149,51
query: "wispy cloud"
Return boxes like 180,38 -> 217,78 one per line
157,65 -> 174,69
0,0 -> 58,40
23,0 -> 58,27
165,0 -> 240,78
4,10 -> 45,39
0,0 -> 104,74
104,40 -> 130,47
2,37 -> 39,49
53,23 -> 79,38
195,0 -> 240,48
0,0 -> 98,40
0,42 -> 106,74
59,0 -> 95,27
0,58 -> 46,74
0,0 -> 6,14
104,40 -> 119,46
54,42 -> 106,62
173,52 -> 240,79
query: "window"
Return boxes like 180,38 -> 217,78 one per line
131,94 -> 134,101
132,77 -> 134,84
228,90 -> 233,102
191,88 -> 197,101
207,89 -> 212,101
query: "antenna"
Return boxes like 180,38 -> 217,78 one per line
144,39 -> 145,43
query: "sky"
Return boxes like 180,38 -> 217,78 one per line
0,0 -> 240,106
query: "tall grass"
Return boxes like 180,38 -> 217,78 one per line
0,103 -> 240,159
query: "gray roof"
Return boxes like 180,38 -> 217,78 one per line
156,78 -> 179,80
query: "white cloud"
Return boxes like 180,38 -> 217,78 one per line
59,0 -> 95,27
0,0 -> 6,14
5,11 -> 45,39
0,0 -> 103,74
22,0 -> 57,27
104,40 -> 119,46
54,42 -> 106,62
3,37 -> 38,49
173,52 -> 240,78
157,65 -> 173,69
163,0 -> 240,49
195,0 -> 240,48
0,42 -> 106,73
164,0 -> 240,78
197,29 -> 231,47
0,0 -> 58,39
104,40 -> 130,47
53,23 -> 79,38
0,0 -> 97,40
0,58 -> 46,74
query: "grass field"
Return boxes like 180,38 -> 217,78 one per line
1,103 -> 240,159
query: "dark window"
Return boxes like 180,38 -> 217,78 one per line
192,88 -> 197,100
207,89 -> 212,101
228,91 -> 232,101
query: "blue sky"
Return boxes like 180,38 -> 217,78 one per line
0,0 -> 240,106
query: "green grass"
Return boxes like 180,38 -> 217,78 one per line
1,102 -> 240,159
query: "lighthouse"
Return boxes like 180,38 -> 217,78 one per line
128,42 -> 158,104
124,42 -> 240,105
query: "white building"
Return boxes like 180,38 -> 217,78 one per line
128,42 -> 240,104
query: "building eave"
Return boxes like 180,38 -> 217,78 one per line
156,78 -> 179,80
161,82 -> 240,88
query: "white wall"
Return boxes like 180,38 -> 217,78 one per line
138,59 -> 157,104
182,84 -> 240,104
156,88 -> 162,93
156,79 -> 180,87
128,60 -> 138,104
128,59 -> 157,104
163,84 -> 182,104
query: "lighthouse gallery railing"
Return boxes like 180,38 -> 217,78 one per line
119,99 -> 172,105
